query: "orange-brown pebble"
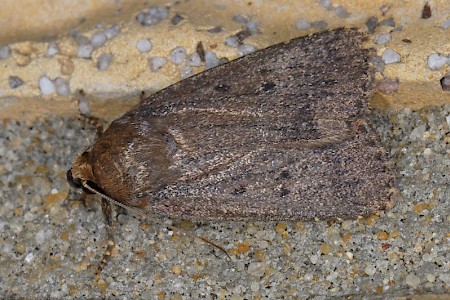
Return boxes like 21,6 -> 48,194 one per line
58,57 -> 75,75
229,248 -> 239,256
236,242 -> 250,253
96,278 -> 108,292
377,231 -> 389,241
15,243 -> 26,255
135,251 -> 147,260
295,221 -> 306,233
157,291 -> 166,299
14,207 -> 23,217
254,249 -> 266,261
275,222 -> 289,238
342,232 -> 352,243
60,231 -> 69,241
320,243 -> 332,255
389,229 -> 400,239
172,265 -> 182,275
413,202 -> 429,214
366,214 -> 380,226
139,223 -> 152,231
43,191 -> 68,209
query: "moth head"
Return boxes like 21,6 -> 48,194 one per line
67,150 -> 97,194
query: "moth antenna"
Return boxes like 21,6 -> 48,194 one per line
81,181 -> 146,217
165,224 -> 232,261
197,236 -> 232,261
76,90 -> 104,137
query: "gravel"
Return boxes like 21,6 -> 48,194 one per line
204,51 -> 219,69
170,46 -> 187,65
39,76 -> 56,95
47,42 -> 59,57
0,45 -> 11,59
428,53 -> 448,70
382,48 -> 401,64
0,103 -> 449,298
96,53 -> 113,71
148,56 -> 167,72
9,76 -> 24,89
136,39 -> 153,53
77,45 -> 94,59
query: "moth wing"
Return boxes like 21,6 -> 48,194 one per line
110,29 -> 391,219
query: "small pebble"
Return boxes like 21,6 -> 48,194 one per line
250,282 -> 260,292
35,230 -> 46,244
446,114 -> 450,128
170,46 -> 187,65
423,148 -> 432,156
421,3 -> 432,19
410,124 -> 426,140
373,33 -> 392,45
427,53 -> 448,70
9,76 -> 24,89
39,76 -> 56,95
296,20 -> 311,30
237,44 -> 256,56
366,16 -> 378,34
378,79 -> 399,95
364,264 -> 377,276
441,74 -> 450,91
225,36 -> 240,48
136,7 -> 169,26
54,78 -> 70,96
105,25 -> 120,39
74,34 -> 90,46
188,52 -> 201,67
78,96 -> 90,115
181,66 -> 193,79
136,39 -> 153,53
47,42 -> 59,56
345,252 -> 354,259
247,261 -> 268,277
97,53 -> 113,70
319,0 -> 332,9
233,15 -> 247,24
380,17 -> 395,27
148,57 -> 167,72
438,273 -> 450,285
91,32 -> 107,48
171,13 -> 184,25
441,19 -> 450,29
245,20 -> 260,34
24,253 -> 34,264
311,21 -> 327,30
405,274 -> 421,288
371,56 -> 385,73
77,45 -> 94,59
205,51 -> 219,70
335,5 -> 349,18
0,45 -> 11,59
382,48 -> 401,64
426,274 -> 436,283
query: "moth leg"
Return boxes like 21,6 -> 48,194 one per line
95,197 -> 115,278
75,89 -> 104,137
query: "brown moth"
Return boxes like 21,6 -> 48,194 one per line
68,28 -> 393,223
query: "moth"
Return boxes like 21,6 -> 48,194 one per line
68,28 -> 393,225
